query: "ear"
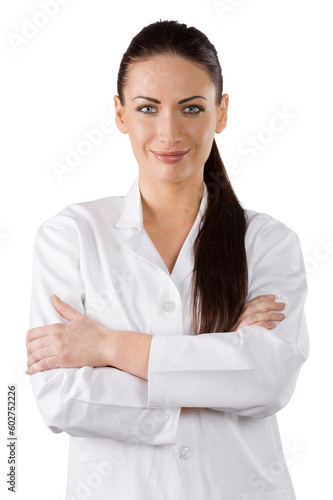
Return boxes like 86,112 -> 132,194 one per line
215,94 -> 229,134
114,95 -> 128,134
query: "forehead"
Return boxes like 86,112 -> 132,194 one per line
125,54 -> 215,99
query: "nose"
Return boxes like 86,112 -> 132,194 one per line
157,111 -> 182,145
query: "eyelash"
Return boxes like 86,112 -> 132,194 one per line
136,105 -> 204,115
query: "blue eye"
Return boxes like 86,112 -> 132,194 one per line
137,105 -> 204,115
183,105 -> 203,114
137,105 -> 157,114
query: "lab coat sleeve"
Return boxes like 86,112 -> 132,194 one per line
147,214 -> 310,418
28,219 -> 181,445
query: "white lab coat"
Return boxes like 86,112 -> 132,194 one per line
28,175 -> 309,500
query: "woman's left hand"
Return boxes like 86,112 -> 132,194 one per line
26,295 -> 113,375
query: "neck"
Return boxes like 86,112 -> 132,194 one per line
138,176 -> 205,228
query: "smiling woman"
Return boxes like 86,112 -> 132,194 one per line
26,19 -> 309,500
113,50 -> 240,330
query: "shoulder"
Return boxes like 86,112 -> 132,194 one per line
244,208 -> 296,238
37,193 -> 125,233
244,208 -> 301,263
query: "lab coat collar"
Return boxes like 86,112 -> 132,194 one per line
114,175 -> 209,286
114,176 -> 144,229
115,175 -> 208,229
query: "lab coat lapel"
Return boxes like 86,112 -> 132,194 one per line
169,183 -> 208,286
114,176 -> 209,287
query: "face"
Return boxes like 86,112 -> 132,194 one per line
114,54 -> 228,186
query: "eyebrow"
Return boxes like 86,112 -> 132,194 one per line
132,95 -> 207,104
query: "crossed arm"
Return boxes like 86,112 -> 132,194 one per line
25,215 -> 309,444
26,293 -> 152,379
26,293 -> 285,416
26,294 -> 200,414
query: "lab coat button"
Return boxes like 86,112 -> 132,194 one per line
162,300 -> 176,312
177,445 -> 191,460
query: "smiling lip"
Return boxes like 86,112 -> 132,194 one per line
151,150 -> 189,163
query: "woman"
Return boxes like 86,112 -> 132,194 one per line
26,20 -> 309,500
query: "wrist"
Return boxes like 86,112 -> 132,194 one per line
100,328 -> 120,367
108,330 -> 152,380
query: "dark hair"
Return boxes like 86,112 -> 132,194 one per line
117,19 -> 248,334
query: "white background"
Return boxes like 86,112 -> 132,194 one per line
0,0 -> 331,498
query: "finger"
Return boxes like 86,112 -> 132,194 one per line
26,355 -> 59,375
254,321 -> 276,330
243,298 -> 275,312
242,311 -> 285,326
237,319 -> 276,330
27,346 -> 55,368
269,301 -> 286,311
52,294 -> 84,321
27,336 -> 52,355
239,296 -> 283,320
245,295 -> 276,307
238,296 -> 274,321
242,300 -> 285,317
26,325 -> 53,345
254,300 -> 285,312
253,312 -> 285,324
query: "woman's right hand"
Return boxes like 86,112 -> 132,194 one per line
230,295 -> 286,332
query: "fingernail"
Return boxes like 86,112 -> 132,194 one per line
266,295 -> 275,299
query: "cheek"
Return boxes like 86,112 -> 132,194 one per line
190,120 -> 216,160
201,116 -> 216,137
187,116 -> 215,141
127,119 -> 154,149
